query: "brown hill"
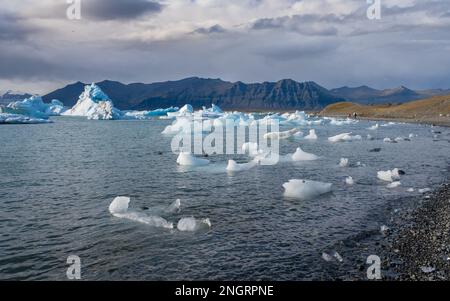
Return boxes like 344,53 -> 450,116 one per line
320,94 -> 450,126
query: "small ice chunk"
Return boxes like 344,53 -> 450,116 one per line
332,251 -> 343,263
177,217 -> 211,232
339,158 -> 349,167
380,225 -> 390,233
322,252 -> 333,262
291,147 -> 319,161
368,124 -> 379,130
264,128 -> 299,139
328,132 -> 362,142
387,181 -> 402,188
418,188 -> 431,193
345,176 -> 354,185
226,159 -> 258,172
304,129 -> 318,140
420,266 -> 435,274
367,134 -> 374,140
109,197 -> 174,229
407,188 -> 415,192
176,152 -> 210,166
377,168 -> 401,182
166,199 -> 181,213
283,179 -> 332,200
383,137 -> 397,143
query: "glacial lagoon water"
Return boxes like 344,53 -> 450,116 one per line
0,117 -> 449,280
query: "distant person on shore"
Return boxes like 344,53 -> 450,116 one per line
353,112 -> 358,119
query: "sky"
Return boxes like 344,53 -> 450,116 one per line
0,0 -> 450,94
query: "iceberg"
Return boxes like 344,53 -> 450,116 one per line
377,168 -> 401,182
282,179 -> 332,200
109,196 -> 174,229
177,217 -> 211,232
328,132 -> 362,142
4,95 -> 65,118
291,147 -> 319,161
122,107 -> 178,119
167,104 -> 194,118
176,152 -> 210,166
63,83 -> 122,120
0,113 -> 51,124
304,129 -> 318,140
166,199 -> 181,213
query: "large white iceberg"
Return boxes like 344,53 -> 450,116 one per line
63,83 -> 122,120
282,179 -> 332,200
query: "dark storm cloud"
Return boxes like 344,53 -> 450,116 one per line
193,24 -> 227,35
84,0 -> 163,21
0,12 -> 38,41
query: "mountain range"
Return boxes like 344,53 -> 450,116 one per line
0,91 -> 33,105
7,77 -> 450,111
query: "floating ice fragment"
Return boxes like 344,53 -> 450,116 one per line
418,188 -> 431,193
242,142 -> 259,156
383,137 -> 397,143
367,134 -> 374,140
176,152 -> 210,166
166,199 -> 181,213
339,158 -> 349,167
368,124 -> 379,130
304,129 -> 318,140
377,168 -> 401,182
264,128 -> 299,140
380,225 -> 390,234
291,147 -> 319,161
322,252 -> 334,262
226,159 -> 258,172
177,217 -> 211,232
420,266 -> 436,274
109,197 -> 174,229
345,176 -> 354,185
407,188 -> 415,192
282,179 -> 332,200
328,132 -> 361,142
387,181 -> 402,188
332,251 -> 343,263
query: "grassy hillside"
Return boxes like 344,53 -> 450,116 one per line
320,94 -> 450,126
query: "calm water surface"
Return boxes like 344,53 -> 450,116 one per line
0,117 -> 449,280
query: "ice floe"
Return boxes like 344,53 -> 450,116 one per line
109,196 -> 174,229
304,129 -> 318,140
0,113 -> 51,124
282,179 -> 332,200
368,123 -> 379,130
345,176 -> 354,185
226,159 -> 258,172
387,181 -> 402,188
264,128 -> 300,140
176,152 -> 210,166
328,132 -> 362,142
377,168 -> 401,182
339,158 -> 349,167
177,217 -> 212,232
2,95 -> 65,119
291,147 -> 319,161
